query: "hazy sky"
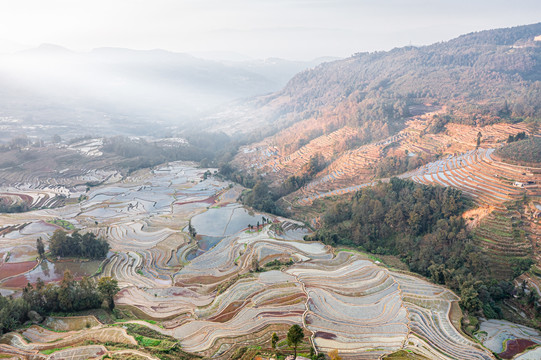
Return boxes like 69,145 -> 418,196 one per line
0,0 -> 540,60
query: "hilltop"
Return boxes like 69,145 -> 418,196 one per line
210,22 -> 540,138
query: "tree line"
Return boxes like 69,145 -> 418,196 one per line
0,271 -> 118,335
49,229 -> 109,259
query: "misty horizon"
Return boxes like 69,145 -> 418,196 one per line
1,0 -> 540,60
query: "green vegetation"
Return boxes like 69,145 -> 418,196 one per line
271,332 -> 279,352
278,155 -> 326,196
221,155 -> 325,215
230,346 -> 247,360
36,237 -> 45,259
240,181 -> 283,215
187,221 -> 197,238
263,259 -> 294,271
308,178 -> 518,317
102,132 -> 247,173
287,324 -> 304,360
374,152 -> 436,178
98,277 -> 120,310
47,218 -> 76,230
507,131 -> 528,143
120,323 -> 198,360
0,270 -> 119,335
495,137 -> 541,164
49,229 -> 109,259
41,346 -> 72,355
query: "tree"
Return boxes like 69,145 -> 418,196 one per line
476,131 -> 482,148
271,332 -> 279,352
328,349 -> 342,360
58,270 -> 75,311
49,229 -> 108,259
251,257 -> 260,272
287,324 -> 304,360
188,221 -> 197,238
460,285 -> 482,313
98,277 -> 119,310
36,237 -> 45,259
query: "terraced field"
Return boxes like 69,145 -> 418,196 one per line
234,103 -> 531,206
0,162 -> 496,359
296,146 -> 541,208
475,319 -> 541,359
0,315 -> 135,360
472,209 -> 533,278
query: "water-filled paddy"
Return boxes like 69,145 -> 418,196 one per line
1,259 -> 102,287
0,162 -> 503,359
186,235 -> 224,260
190,204 -> 265,237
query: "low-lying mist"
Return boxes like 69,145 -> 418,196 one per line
0,44 -> 333,142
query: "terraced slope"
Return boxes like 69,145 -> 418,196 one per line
237,108 -> 530,207
472,209 -> 533,279
297,146 -> 540,207
0,162 -> 498,359
116,224 -> 493,359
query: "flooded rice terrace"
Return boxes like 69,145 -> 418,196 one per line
0,162 -> 499,359
0,162 -> 241,292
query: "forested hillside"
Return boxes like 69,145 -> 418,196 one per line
213,23 -> 540,144
226,23 -> 541,212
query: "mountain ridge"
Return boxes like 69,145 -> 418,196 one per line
208,22 -> 540,137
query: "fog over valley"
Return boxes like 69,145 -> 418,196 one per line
0,2 -> 540,360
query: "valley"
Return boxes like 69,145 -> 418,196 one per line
0,20 -> 540,360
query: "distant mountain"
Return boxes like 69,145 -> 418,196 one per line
208,23 -> 540,137
0,46 -> 333,140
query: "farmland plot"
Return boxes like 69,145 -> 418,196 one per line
0,162 -> 497,359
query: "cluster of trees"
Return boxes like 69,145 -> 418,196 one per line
278,154 -> 325,197
507,131 -> 527,143
102,131 -> 246,173
0,271 -> 118,334
310,178 -> 467,254
0,198 -> 29,213
247,216 -> 272,231
266,324 -> 332,360
241,181 -> 283,215
49,230 -> 109,259
426,115 -> 451,134
221,154 -> 325,216
187,221 -> 197,238
308,178 -> 517,316
374,152 -> 436,178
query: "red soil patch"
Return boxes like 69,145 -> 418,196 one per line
209,301 -> 244,323
499,339 -> 537,359
315,331 -> 337,340
257,293 -> 306,307
1,275 -> 32,288
2,193 -> 33,205
0,261 -> 37,280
